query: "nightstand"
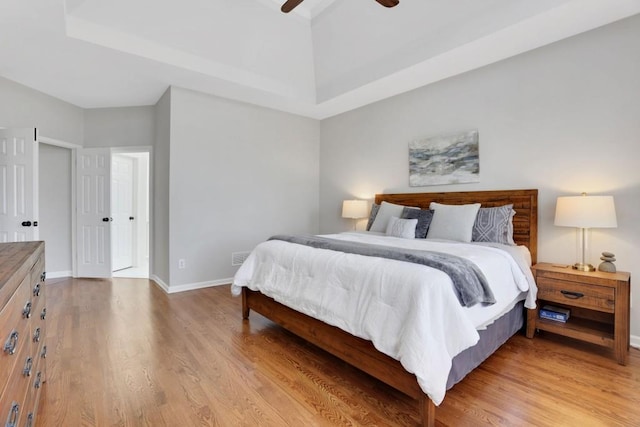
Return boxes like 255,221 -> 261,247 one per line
526,262 -> 631,365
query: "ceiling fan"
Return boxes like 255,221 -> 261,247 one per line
281,0 -> 399,13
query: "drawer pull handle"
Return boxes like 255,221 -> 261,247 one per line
34,371 -> 42,389
23,356 -> 33,377
41,345 -> 47,359
33,282 -> 41,296
23,301 -> 32,318
561,290 -> 584,299
41,307 -> 47,320
3,330 -> 19,355
41,272 -> 46,281
25,413 -> 34,427
5,402 -> 19,427
33,327 -> 41,343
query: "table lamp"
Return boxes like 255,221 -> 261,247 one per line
554,193 -> 617,271
342,200 -> 368,230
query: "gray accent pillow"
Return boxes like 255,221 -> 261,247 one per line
366,204 -> 380,231
401,207 -> 433,238
472,204 -> 514,244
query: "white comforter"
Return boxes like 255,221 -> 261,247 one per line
231,232 -> 536,405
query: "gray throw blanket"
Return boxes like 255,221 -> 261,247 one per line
269,234 -> 495,307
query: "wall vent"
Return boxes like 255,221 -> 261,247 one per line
232,251 -> 251,266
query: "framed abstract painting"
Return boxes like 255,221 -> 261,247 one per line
409,130 -> 479,186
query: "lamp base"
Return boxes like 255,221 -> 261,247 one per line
572,263 -> 595,272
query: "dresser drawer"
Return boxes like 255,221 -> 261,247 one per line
0,329 -> 33,427
30,289 -> 46,356
0,275 -> 32,393
30,255 -> 44,286
24,356 -> 45,425
537,277 -> 615,313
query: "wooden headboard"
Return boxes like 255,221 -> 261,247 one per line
375,189 -> 538,264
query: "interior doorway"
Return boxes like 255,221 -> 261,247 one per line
111,151 -> 150,278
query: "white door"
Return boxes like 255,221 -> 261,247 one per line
111,155 -> 134,271
76,148 -> 111,277
0,128 -> 38,242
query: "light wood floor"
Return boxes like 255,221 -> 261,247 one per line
38,278 -> 640,426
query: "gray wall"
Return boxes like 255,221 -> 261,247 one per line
0,76 -> 83,144
168,87 -> 320,288
0,76 -> 82,274
153,88 -> 171,285
319,15 -> 640,336
84,106 -> 155,148
39,144 -> 73,275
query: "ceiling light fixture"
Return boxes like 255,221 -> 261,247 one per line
281,0 -> 399,14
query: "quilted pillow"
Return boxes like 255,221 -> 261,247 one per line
426,202 -> 481,242
472,204 -> 515,244
401,207 -> 433,238
385,216 -> 418,239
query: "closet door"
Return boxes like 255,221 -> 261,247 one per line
0,128 -> 38,242
76,148 -> 112,277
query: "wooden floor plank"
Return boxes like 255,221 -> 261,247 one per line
38,278 -> 640,426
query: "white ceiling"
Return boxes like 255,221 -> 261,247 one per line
1,0 -> 639,119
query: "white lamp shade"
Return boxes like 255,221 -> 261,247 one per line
554,195 -> 617,228
342,200 -> 368,219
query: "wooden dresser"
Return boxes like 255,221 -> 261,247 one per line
0,242 -> 46,427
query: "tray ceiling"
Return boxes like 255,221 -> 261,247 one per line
1,0 -> 639,118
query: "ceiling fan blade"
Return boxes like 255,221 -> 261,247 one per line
375,0 -> 399,7
281,0 -> 305,13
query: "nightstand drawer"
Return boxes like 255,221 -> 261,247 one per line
537,277 -> 615,313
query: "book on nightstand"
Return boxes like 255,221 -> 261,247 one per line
539,305 -> 571,323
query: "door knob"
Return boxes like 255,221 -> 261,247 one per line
102,217 -> 109,222
129,216 -> 135,221
21,221 -> 32,227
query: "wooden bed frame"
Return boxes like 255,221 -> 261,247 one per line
241,189 -> 538,427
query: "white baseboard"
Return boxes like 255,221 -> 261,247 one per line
149,275 -> 231,294
46,271 -> 72,279
166,278 -> 232,294
149,275 -> 169,293
631,335 -> 640,350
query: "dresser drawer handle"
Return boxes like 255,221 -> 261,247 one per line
41,307 -> 46,320
23,356 -> 33,377
34,371 -> 42,389
41,272 -> 46,281
3,330 -> 19,355
33,327 -> 41,343
25,413 -> 34,427
5,402 -> 19,427
33,282 -> 41,296
561,290 -> 584,299
41,345 -> 47,359
23,301 -> 32,318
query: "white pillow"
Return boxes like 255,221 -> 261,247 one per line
426,202 -> 481,242
385,216 -> 418,239
369,201 -> 413,232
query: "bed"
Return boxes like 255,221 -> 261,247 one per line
234,189 -> 538,427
